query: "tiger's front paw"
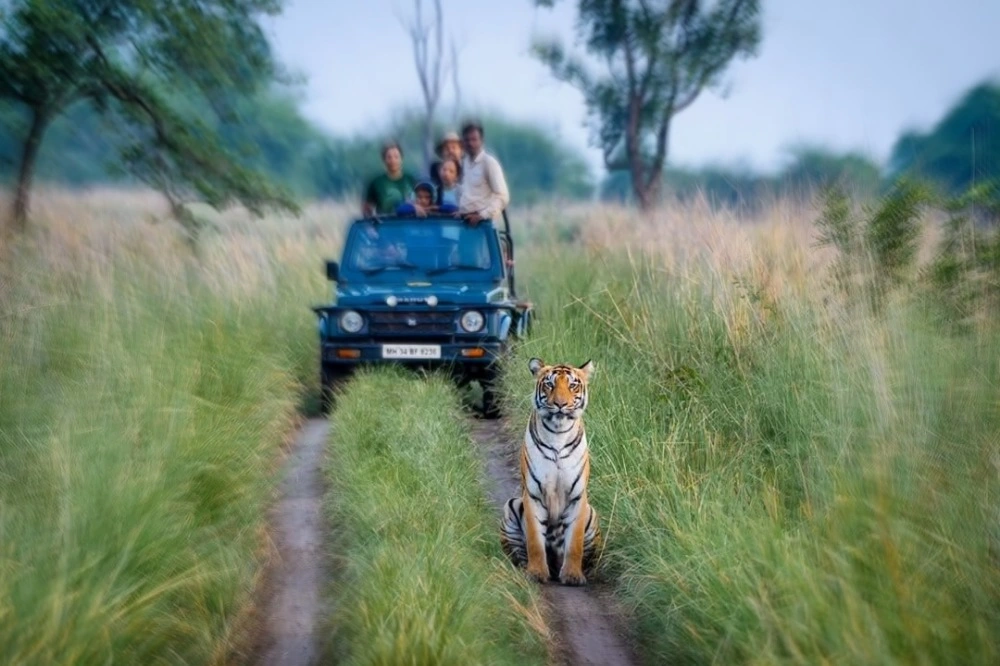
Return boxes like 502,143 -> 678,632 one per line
526,563 -> 550,584
559,568 -> 587,586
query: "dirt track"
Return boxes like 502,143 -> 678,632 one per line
249,413 -> 635,666
252,418 -> 330,666
472,418 -> 639,666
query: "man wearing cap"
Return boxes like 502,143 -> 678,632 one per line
459,121 -> 509,226
429,131 -> 463,191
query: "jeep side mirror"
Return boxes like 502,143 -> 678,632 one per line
325,260 -> 339,282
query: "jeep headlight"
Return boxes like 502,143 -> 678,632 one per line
460,310 -> 485,333
339,310 -> 364,333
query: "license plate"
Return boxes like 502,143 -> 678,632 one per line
381,344 -> 442,360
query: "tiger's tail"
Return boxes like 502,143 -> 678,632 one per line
500,497 -> 528,567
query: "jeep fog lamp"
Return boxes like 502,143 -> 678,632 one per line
426,295 -> 439,307
339,310 -> 364,333
460,310 -> 485,333
385,295 -> 398,307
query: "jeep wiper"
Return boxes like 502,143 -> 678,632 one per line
426,264 -> 488,276
360,261 -> 420,275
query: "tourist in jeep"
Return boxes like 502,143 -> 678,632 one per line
459,121 -> 509,226
430,131 -> 463,190
435,158 -> 462,211
362,141 -> 417,216
395,181 -> 436,217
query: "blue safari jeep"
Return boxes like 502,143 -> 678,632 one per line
313,213 -> 532,417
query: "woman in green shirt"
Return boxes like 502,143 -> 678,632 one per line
362,142 -> 418,216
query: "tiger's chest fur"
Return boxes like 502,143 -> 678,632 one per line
523,412 -> 589,555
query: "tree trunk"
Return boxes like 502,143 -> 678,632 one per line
10,107 -> 50,233
640,112 -> 672,213
633,179 -> 654,211
422,108 -> 434,175
625,94 -> 655,211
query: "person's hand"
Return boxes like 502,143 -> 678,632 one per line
464,212 -> 483,225
362,202 -> 374,217
414,204 -> 428,218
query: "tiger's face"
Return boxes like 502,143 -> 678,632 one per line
529,357 -> 595,427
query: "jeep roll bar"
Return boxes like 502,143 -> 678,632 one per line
501,209 -> 516,298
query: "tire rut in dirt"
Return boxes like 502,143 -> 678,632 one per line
471,419 -> 639,666
253,418 -> 330,666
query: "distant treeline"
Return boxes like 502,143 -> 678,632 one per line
0,91 -> 593,205
604,80 -> 1000,207
1,79 -> 997,207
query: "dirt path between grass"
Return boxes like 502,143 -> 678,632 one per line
251,418 -> 330,666
471,418 -> 639,666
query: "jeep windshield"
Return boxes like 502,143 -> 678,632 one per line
340,219 -> 501,283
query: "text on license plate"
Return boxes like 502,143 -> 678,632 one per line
381,344 -> 442,360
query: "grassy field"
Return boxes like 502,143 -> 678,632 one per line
0,192 -> 341,663
322,370 -> 548,665
2,189 -> 996,664
500,201 -> 1000,664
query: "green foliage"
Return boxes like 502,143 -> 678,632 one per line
816,179 -> 930,311
500,243 -> 1000,664
863,179 -> 929,292
781,144 -> 881,196
926,180 -> 1000,327
323,370 -> 547,665
817,176 -> 1000,328
534,0 -> 762,208
814,184 -> 860,295
0,0 -> 297,231
889,80 -> 1000,194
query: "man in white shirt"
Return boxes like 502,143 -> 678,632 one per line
459,121 -> 510,225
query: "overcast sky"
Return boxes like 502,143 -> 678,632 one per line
266,0 -> 999,175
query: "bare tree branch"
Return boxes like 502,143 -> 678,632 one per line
450,36 -> 462,119
400,0 -> 449,171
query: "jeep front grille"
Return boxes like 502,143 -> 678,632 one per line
368,310 -> 455,335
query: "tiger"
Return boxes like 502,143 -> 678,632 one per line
500,357 -> 600,586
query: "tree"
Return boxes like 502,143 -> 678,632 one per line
0,0 -> 296,237
399,0 -> 458,172
533,0 -> 762,210
889,80 -> 1000,195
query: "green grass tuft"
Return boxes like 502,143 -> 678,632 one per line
0,215 -> 332,663
324,370 -> 548,666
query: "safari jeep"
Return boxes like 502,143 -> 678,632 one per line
313,213 -> 532,417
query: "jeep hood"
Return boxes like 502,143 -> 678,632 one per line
334,283 -> 507,307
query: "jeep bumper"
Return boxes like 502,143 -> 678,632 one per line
321,340 -> 503,371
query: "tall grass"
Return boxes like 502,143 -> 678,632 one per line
0,197 -> 342,663
324,370 -> 548,665
500,201 -> 999,664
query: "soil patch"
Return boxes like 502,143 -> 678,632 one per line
251,418 -> 330,666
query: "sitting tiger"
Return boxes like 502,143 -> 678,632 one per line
500,357 -> 600,586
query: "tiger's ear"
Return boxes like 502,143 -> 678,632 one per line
528,357 -> 545,376
578,360 -> 595,379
